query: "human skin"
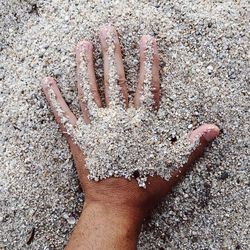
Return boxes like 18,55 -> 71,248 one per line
41,25 -> 220,250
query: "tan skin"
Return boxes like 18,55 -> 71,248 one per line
41,25 -> 219,249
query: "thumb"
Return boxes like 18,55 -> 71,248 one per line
170,123 -> 220,182
188,123 -> 220,161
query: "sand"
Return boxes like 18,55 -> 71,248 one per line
46,30 -> 199,187
1,0 -> 249,249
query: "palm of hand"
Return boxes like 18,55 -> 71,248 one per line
41,25 -> 219,216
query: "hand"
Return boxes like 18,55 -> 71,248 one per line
41,25 -> 219,250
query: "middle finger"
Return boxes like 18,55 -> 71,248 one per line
99,25 -> 128,108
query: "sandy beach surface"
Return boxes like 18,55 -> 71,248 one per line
1,0 -> 249,249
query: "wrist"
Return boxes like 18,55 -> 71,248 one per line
83,201 -> 144,235
65,201 -> 144,249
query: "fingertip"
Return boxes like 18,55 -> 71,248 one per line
139,35 -> 158,64
99,24 -> 115,38
99,24 -> 114,54
190,123 -> 220,143
76,40 -> 93,53
140,35 -> 154,43
140,35 -> 156,49
99,24 -> 120,51
203,124 -> 220,142
41,76 -> 55,91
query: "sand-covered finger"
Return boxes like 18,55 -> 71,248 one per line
99,25 -> 128,108
134,35 -> 160,110
76,40 -> 102,123
41,77 -> 77,137
166,124 -> 220,186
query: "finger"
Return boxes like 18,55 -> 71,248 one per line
76,40 -> 102,123
99,24 -> 128,108
147,124 -> 220,197
70,143 -> 91,187
169,124 -> 220,184
41,77 -> 77,143
134,35 -> 160,110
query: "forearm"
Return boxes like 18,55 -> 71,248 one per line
65,203 -> 143,250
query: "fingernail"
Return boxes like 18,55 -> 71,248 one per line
203,129 -> 216,142
42,77 -> 52,88
77,40 -> 92,51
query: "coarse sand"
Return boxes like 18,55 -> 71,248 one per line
46,31 -> 199,188
1,0 -> 249,249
